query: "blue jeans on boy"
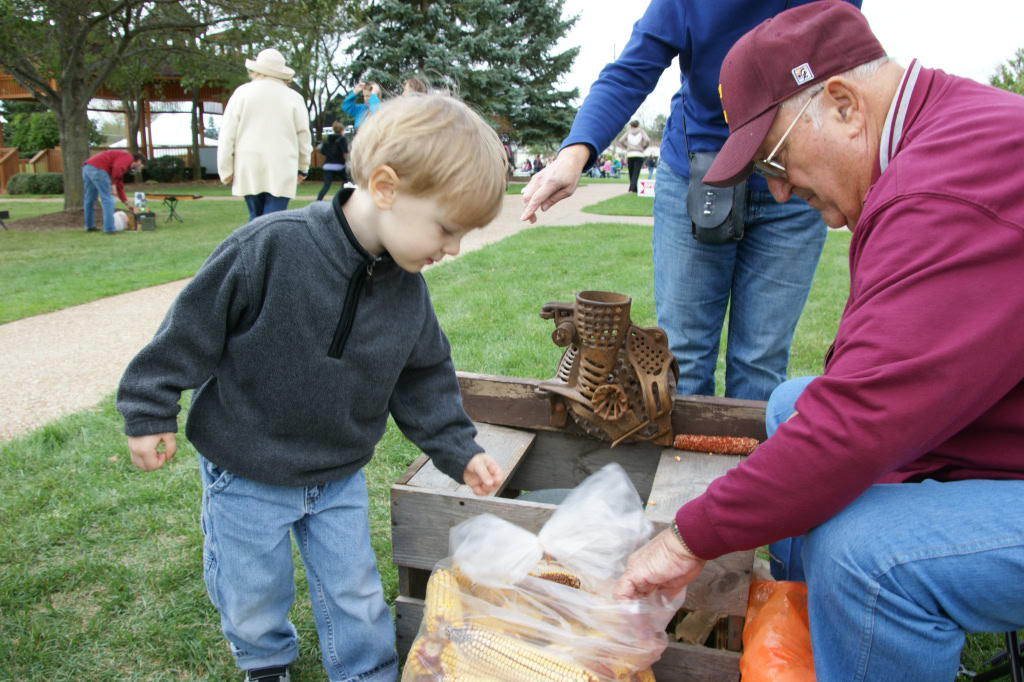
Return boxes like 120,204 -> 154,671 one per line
651,160 -> 826,400
82,164 -> 116,232
765,377 -> 1024,680
244,193 -> 290,222
199,455 -> 398,681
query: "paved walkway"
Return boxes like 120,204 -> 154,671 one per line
0,183 -> 652,441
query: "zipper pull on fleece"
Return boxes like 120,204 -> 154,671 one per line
364,260 -> 375,296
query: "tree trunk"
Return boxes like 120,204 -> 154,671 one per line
191,87 -> 202,180
123,97 -> 142,155
57,108 -> 92,212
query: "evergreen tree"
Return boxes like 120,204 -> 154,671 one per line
347,0 -> 579,148
991,47 -> 1024,96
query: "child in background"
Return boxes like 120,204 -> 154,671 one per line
316,120 -> 349,201
116,94 -> 509,682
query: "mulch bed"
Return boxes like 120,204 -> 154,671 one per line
2,180 -> 225,232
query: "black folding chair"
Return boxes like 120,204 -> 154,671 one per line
961,631 -> 1023,682
0,210 -> 9,230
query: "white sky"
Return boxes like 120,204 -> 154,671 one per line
556,0 -> 1024,123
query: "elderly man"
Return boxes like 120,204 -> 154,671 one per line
612,3 -> 1024,679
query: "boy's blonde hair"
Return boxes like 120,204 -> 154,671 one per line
349,94 -> 508,228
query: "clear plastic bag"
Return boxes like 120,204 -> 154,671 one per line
402,463 -> 686,681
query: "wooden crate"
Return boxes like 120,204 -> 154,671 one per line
391,372 -> 767,681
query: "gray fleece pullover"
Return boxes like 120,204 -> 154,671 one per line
116,190 -> 481,486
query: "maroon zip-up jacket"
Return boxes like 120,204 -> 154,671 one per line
677,64 -> 1024,560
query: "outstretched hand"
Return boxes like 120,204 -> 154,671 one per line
462,453 -> 504,496
127,432 -> 177,472
519,144 -> 591,223
612,528 -> 707,600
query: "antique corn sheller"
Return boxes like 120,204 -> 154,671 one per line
536,291 -> 677,447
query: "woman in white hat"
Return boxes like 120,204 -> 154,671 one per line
217,48 -> 313,221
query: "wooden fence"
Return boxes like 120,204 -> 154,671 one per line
1,148 -> 20,194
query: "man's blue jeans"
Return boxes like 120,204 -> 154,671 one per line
651,161 -> 826,400
244,193 -> 290,222
199,456 -> 398,681
766,377 -> 1024,680
82,164 -> 115,232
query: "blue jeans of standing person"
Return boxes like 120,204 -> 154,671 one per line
317,168 -> 345,202
198,455 -> 398,681
651,160 -> 826,400
244,193 -> 290,222
765,377 -> 1024,681
82,164 -> 116,232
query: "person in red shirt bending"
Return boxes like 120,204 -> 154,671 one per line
82,150 -> 146,233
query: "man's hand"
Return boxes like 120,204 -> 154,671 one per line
222,175 -> 232,185
127,433 -> 177,472
462,453 -> 504,496
297,173 -> 305,183
612,528 -> 707,600
519,144 -> 591,223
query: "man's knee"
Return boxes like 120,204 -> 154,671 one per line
766,376 -> 816,436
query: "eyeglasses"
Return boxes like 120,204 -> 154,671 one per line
753,90 -> 820,180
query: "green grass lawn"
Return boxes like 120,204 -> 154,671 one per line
0,214 -> 1003,678
0,200 -> 67,222
0,199 -> 310,325
581,191 -> 654,217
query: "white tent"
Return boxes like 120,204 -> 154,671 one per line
109,113 -> 197,150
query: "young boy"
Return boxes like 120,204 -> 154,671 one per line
116,94 -> 509,682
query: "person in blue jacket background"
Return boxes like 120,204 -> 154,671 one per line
342,81 -> 381,130
521,0 -> 861,402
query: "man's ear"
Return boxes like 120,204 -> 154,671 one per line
367,165 -> 400,209
824,77 -> 864,134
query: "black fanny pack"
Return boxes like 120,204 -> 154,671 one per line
686,150 -> 746,244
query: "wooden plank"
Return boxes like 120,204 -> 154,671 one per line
643,449 -> 754,618
390,483 -> 751,617
390,484 -> 556,570
655,641 -> 741,681
395,596 -> 739,681
406,422 -> 535,497
455,371 -> 767,441
644,449 -> 745,524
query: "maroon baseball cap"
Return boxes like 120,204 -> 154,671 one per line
703,1 -> 886,187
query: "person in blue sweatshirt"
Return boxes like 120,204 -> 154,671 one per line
116,94 -> 508,682
522,0 -> 861,402
342,81 -> 381,130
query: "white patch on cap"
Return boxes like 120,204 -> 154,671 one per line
791,63 -> 815,85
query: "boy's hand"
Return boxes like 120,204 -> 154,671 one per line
127,432 -> 177,472
462,453 -> 504,496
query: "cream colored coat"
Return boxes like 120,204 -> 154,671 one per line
217,78 -> 312,199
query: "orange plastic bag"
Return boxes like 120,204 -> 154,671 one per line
739,580 -> 815,682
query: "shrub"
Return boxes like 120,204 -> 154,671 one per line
146,156 -> 185,182
305,166 -> 323,182
5,173 -> 34,194
5,172 -> 61,194
33,172 -> 63,194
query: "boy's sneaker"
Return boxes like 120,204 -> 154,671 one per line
244,666 -> 290,682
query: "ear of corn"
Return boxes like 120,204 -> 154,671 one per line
528,559 -> 582,589
423,568 -> 464,634
444,624 -> 600,682
401,636 -> 448,681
